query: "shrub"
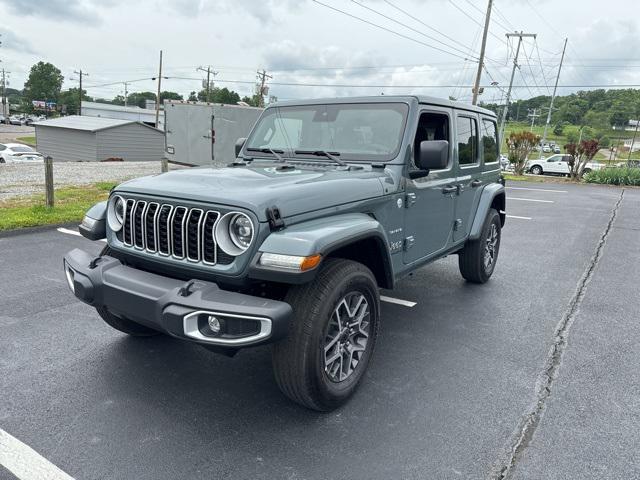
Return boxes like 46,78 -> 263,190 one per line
584,167 -> 640,186
507,131 -> 540,175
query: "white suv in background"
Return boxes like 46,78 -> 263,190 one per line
526,154 -> 603,176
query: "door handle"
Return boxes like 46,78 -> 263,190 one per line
442,185 -> 457,194
471,179 -> 482,188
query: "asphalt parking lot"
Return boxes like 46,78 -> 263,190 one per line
1,181 -> 639,480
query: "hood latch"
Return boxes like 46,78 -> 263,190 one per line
266,206 -> 285,231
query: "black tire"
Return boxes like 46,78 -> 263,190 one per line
95,246 -> 161,337
272,259 -> 380,411
530,165 -> 543,175
458,208 -> 501,284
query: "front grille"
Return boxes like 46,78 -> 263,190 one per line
120,199 -> 223,266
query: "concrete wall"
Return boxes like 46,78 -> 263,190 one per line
35,126 -> 97,162
96,123 -> 165,161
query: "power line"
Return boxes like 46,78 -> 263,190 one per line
463,0 -> 511,33
350,0 -> 479,60
533,39 -> 552,95
448,0 -> 507,46
381,0 -> 474,53
312,0 -> 477,61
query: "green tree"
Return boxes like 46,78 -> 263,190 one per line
58,88 -> 92,115
160,91 -> 183,102
197,87 -> 241,104
188,91 -> 198,101
23,62 -> 64,112
125,91 -> 156,108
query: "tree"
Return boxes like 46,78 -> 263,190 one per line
160,91 -> 182,102
197,87 -> 241,104
553,122 -> 567,136
23,62 -> 64,112
507,131 -> 540,175
565,139 -> 600,180
58,88 -> 92,115
125,91 -> 156,108
188,91 -> 198,102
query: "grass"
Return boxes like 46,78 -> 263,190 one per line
15,136 -> 37,146
0,182 -> 115,231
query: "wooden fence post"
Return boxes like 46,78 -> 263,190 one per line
44,156 -> 54,207
161,158 -> 168,173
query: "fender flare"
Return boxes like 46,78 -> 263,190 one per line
250,213 -> 394,287
468,184 -> 505,240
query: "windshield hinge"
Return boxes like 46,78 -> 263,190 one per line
266,206 -> 285,231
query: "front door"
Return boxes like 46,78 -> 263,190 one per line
453,113 -> 483,242
403,107 -> 456,265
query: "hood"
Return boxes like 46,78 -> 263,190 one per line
116,163 -> 389,221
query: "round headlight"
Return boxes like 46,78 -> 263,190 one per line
230,213 -> 253,249
107,195 -> 125,232
214,212 -> 254,256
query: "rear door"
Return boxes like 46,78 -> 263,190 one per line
452,112 -> 483,243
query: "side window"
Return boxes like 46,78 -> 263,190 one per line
456,116 -> 479,166
481,119 -> 498,164
413,112 -> 450,167
547,155 -> 558,162
0,144 -> 6,151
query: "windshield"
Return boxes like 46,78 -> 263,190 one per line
11,146 -> 35,153
245,103 -> 409,162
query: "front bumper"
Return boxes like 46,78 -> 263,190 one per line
63,248 -> 292,348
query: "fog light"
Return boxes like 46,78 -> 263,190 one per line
64,262 -> 75,293
207,315 -> 221,334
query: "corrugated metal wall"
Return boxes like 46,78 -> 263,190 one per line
96,123 -> 164,161
35,127 -> 97,162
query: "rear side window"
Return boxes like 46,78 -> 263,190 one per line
456,116 -> 479,166
481,119 -> 498,164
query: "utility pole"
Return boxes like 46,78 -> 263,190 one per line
73,69 -> 88,115
155,50 -> 163,127
256,69 -> 272,108
539,37 -> 568,159
1,68 -> 9,120
123,82 -> 130,107
472,0 -> 493,105
499,32 -> 537,144
527,108 -> 541,131
197,66 -> 218,102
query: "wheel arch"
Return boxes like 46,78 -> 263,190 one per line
468,184 -> 505,240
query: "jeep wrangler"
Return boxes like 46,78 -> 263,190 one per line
64,96 -> 505,411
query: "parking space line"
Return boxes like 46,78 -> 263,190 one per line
506,215 -> 532,220
380,295 -> 417,308
0,428 -> 75,480
57,227 -> 106,242
507,197 -> 554,204
506,186 -> 568,193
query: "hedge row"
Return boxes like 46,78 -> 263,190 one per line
584,167 -> 640,186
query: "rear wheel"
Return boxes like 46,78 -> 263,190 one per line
272,259 -> 380,411
96,246 -> 161,337
458,209 -> 501,284
530,165 -> 543,175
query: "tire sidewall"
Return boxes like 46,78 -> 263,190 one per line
303,264 -> 380,407
481,210 -> 501,280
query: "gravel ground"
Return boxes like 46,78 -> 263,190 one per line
0,161 -> 185,201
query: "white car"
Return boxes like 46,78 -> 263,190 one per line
526,154 -> 603,176
8,115 -> 26,126
0,143 -> 44,163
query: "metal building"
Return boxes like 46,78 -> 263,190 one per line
81,101 -> 164,129
33,116 -> 165,162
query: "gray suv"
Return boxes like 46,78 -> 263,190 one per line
64,96 -> 505,411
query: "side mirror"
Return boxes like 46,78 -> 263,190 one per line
235,137 -> 247,157
417,140 -> 449,172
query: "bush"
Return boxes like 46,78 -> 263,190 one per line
584,167 -> 640,186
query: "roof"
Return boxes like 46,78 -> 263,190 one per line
81,101 -> 161,115
270,95 -> 496,117
33,115 -> 137,132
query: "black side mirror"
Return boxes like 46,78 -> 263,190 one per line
417,140 -> 449,172
235,137 -> 247,157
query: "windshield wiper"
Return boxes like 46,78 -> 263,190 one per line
246,147 -> 287,162
294,150 -> 346,166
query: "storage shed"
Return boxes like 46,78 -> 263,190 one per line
34,116 -> 165,162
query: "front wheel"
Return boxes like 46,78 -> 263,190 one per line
458,208 -> 501,284
272,259 -> 380,411
530,165 -> 543,175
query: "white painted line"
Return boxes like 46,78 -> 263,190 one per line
57,227 -> 106,242
0,428 -> 75,480
507,197 -> 554,204
506,186 -> 567,193
380,295 -> 417,308
506,215 -> 532,220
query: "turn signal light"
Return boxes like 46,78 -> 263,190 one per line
259,253 -> 322,272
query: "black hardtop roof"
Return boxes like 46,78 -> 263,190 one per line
270,95 -> 497,118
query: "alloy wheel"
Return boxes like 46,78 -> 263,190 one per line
484,223 -> 499,270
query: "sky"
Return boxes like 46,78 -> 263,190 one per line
1,0 -> 639,105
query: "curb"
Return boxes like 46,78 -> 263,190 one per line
0,221 -> 79,238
